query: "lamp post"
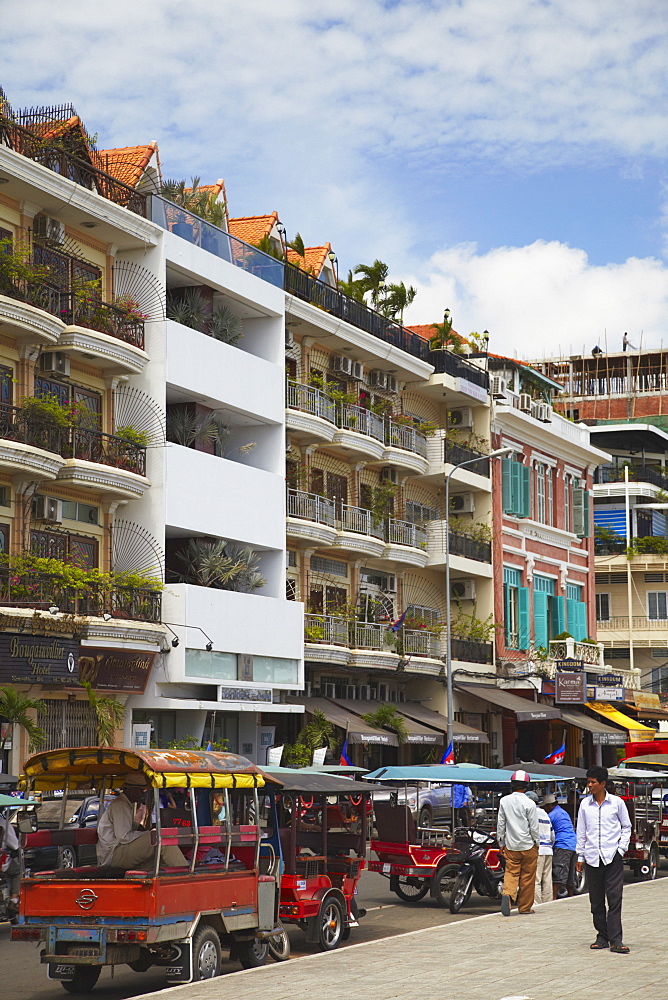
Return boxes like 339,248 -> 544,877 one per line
445,446 -> 514,751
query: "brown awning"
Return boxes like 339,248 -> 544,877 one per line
558,707 -> 627,746
456,684 -> 561,722
332,700 -> 442,744
292,698 -> 399,746
400,702 -> 489,744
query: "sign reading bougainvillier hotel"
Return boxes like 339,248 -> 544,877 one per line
0,634 -> 80,685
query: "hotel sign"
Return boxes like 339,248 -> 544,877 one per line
0,634 -> 80,685
79,648 -> 155,693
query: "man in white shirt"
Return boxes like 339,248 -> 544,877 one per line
97,773 -> 186,870
497,770 -> 540,916
576,765 -> 631,954
526,791 -> 554,904
0,809 -> 20,915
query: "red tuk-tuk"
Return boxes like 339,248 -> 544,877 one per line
608,767 -> 664,879
262,769 -> 376,951
14,748 -> 283,992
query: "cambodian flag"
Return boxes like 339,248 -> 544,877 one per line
389,609 -> 409,633
340,738 -> 352,766
544,742 -> 566,765
440,742 -> 455,765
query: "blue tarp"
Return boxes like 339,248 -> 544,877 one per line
363,765 -> 562,785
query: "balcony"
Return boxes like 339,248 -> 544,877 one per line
448,530 -> 492,563
0,567 -> 161,623
384,517 -> 428,567
0,115 -> 147,216
597,616 -> 668,631
548,637 -> 605,668
383,420 -> 429,474
332,404 -> 385,460
444,441 -> 490,477
286,489 -> 338,545
286,381 -> 337,444
430,350 -> 490,391
595,464 -> 668,492
303,614 -> 442,667
336,503 -> 385,557
0,405 -> 66,481
0,292 -> 64,347
451,636 -> 494,664
56,426 -> 149,500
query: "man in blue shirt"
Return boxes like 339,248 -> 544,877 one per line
543,793 -> 577,900
576,765 -> 631,954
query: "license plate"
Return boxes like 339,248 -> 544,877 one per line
48,965 -> 76,981
383,863 -> 391,873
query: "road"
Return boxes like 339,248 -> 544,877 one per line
2,865 -> 664,1000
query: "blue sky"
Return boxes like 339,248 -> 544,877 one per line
3,0 -> 668,356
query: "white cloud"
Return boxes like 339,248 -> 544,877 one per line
403,241 -> 668,359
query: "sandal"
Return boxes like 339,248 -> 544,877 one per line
610,944 -> 630,954
590,941 -> 609,949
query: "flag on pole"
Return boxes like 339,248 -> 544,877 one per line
544,742 -> 566,765
340,737 -> 352,766
389,609 -> 409,633
440,742 -> 455,765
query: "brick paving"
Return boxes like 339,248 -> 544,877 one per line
136,878 -> 668,1000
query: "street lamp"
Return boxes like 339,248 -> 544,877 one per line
445,446 -> 514,751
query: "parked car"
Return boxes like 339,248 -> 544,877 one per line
21,795 -> 114,873
373,782 -> 458,828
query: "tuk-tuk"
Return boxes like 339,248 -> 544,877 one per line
262,768 -> 377,951
13,747 -> 283,992
364,764 -> 561,908
607,766 -> 665,880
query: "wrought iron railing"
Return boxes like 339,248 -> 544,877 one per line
448,530 -> 492,563
430,350 -> 490,390
60,292 -> 145,349
385,421 -> 428,457
287,489 -> 336,526
0,406 -> 146,475
594,537 -> 627,555
451,636 -> 494,664
337,403 -> 385,442
444,441 -> 490,477
386,518 -> 427,549
0,568 -> 161,622
595,464 -> 668,491
340,503 -> 384,539
286,381 -> 336,424
0,116 -> 147,216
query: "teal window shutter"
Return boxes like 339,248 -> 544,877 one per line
572,484 -> 589,537
577,601 -> 588,640
567,597 -> 579,636
520,464 -> 531,518
581,489 -> 591,538
552,595 -> 566,636
517,586 -> 530,649
502,458 -> 513,514
503,583 -> 511,646
533,591 -> 549,649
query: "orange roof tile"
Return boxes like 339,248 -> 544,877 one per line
97,143 -> 158,188
228,212 -> 279,245
407,323 -> 469,349
286,243 -> 331,277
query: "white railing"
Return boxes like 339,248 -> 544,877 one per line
386,518 -> 427,549
402,629 -> 440,657
340,503 -> 384,539
287,489 -> 336,526
338,404 -> 385,442
386,421 -> 428,457
351,621 -> 387,649
304,614 -> 349,645
548,637 -> 604,667
597,616 -> 668,631
286,381 -> 336,424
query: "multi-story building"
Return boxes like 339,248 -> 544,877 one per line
0,90 -> 304,769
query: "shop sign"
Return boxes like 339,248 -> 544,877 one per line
555,659 -> 584,672
598,673 -> 623,686
237,654 -> 253,682
592,731 -> 626,746
631,691 -> 661,711
219,685 -> 272,703
78,649 -> 155,693
595,687 -> 624,702
0,634 -> 80,685
555,672 -> 586,704
457,378 -> 488,403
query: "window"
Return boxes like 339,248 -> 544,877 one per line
648,592 -> 668,621
61,500 -> 99,525
286,550 -> 297,568
310,556 -> 347,577
572,479 -> 591,538
503,567 -> 529,650
566,583 -> 587,639
535,464 -> 546,523
596,593 -> 611,621
501,457 -> 530,518
30,529 -> 98,568
564,475 -> 571,532
0,486 -> 9,508
546,467 -> 553,525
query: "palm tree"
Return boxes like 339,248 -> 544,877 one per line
380,281 -> 417,323
353,259 -> 389,310
297,709 -> 335,752
338,269 -> 366,301
361,704 -> 408,744
251,234 -> 284,260
82,682 -> 126,747
0,686 -> 47,753
429,309 -> 466,354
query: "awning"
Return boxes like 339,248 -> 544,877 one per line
401,702 -> 489,744
332,700 -> 442,744
623,691 -> 668,721
587,702 -> 656,741
294,698 -> 399,746
558,707 -> 627,746
456,684 -> 561,722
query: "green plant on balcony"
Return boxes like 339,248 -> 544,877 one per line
361,703 -> 408,744
628,536 -> 668,555
429,310 -> 466,354
308,373 -> 358,406
166,288 -> 243,345
110,295 -> 149,325
173,537 -> 266,593
0,237 -> 55,305
20,392 -> 86,428
370,482 -> 397,527
304,619 -> 326,642
114,426 -> 149,447
166,407 -> 228,451
448,516 -> 492,542
451,604 -> 495,641
552,632 -> 573,641
161,177 -> 226,228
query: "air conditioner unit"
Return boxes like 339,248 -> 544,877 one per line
350,362 -> 365,381
324,683 -> 336,698
332,355 -> 353,376
39,352 -> 70,378
519,393 -> 533,413
358,684 -> 371,700
449,407 -> 473,429
536,403 -> 552,422
285,328 -> 295,349
33,215 -> 65,244
369,370 -> 388,390
397,690 -> 405,703
450,492 -> 475,514
33,495 -> 62,523
380,466 -> 399,485
385,375 -> 397,393
378,683 -> 389,701
385,575 -> 397,593
346,685 -> 357,699
450,579 -> 476,601
491,376 -> 507,398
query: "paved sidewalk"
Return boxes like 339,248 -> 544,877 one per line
138,878 -> 668,1000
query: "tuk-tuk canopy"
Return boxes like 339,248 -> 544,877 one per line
21,747 -> 278,791
262,767 -> 386,794
620,754 -> 668,771
0,793 -> 28,807
363,765 -> 563,785
608,767 -> 668,780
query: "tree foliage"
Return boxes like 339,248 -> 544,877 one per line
0,685 -> 47,752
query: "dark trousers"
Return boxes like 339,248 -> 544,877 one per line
586,852 -> 624,946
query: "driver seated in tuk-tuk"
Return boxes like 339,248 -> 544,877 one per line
97,773 -> 187,871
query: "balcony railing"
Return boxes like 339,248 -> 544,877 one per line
386,518 -> 426,549
386,421 -> 428,457
0,116 -> 147,216
304,614 -> 441,657
287,489 -> 336,526
304,614 -> 349,645
402,628 -> 440,657
444,441 -> 490,477
597,616 -> 668,630
430,350 -> 490,390
286,381 -> 336,424
338,404 -> 385,442
451,636 -> 494,664
448,530 -> 492,563
548,637 -> 604,668
0,406 -> 146,476
595,464 -> 668,491
0,569 -> 161,622
594,538 -> 627,555
60,292 -> 145,349
149,195 -> 284,288
340,503 -> 384,539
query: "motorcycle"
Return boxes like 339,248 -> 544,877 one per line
0,863 -> 19,924
448,828 -> 505,914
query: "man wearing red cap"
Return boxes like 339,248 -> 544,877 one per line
497,769 -> 540,916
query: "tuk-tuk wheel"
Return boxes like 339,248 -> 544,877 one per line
638,844 -> 659,881
237,938 -> 268,969
316,897 -> 344,951
192,926 -> 222,980
267,927 -> 290,962
61,966 -> 101,994
390,875 -> 430,903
